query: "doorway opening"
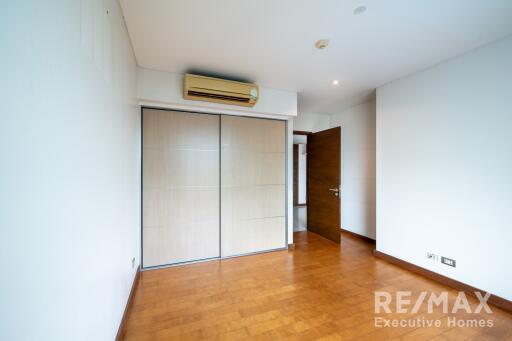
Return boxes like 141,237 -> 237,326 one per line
293,128 -> 341,243
293,131 -> 309,233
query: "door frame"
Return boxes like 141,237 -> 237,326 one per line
140,106 -> 290,270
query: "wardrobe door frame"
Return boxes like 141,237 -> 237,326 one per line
140,106 -> 288,270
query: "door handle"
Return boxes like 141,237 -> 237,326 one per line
329,188 -> 340,197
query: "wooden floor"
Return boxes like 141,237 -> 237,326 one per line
123,232 -> 512,340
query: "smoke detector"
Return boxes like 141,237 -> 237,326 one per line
315,39 -> 330,50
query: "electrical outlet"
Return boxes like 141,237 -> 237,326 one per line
441,257 -> 456,267
426,252 -> 439,261
132,257 -> 135,269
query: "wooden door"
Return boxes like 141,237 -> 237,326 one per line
307,127 -> 341,242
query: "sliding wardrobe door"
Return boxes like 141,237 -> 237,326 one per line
142,109 -> 220,268
221,116 -> 286,257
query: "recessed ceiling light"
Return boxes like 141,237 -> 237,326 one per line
315,39 -> 330,49
353,6 -> 367,15
332,80 -> 339,85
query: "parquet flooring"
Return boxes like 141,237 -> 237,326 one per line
123,231 -> 512,340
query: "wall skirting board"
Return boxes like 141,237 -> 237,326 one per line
340,228 -> 376,245
374,251 -> 512,314
116,267 -> 141,341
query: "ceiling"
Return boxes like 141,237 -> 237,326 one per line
119,0 -> 512,114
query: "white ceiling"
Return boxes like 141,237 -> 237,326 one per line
119,0 -> 512,114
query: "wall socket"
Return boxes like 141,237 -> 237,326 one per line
427,253 -> 456,268
132,257 -> 135,269
441,256 -> 456,267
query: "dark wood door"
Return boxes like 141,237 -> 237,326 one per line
307,127 -> 341,242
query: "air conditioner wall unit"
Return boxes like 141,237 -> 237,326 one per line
183,74 -> 259,107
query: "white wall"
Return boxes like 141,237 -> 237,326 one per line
330,101 -> 376,239
292,112 -> 330,132
297,144 -> 307,204
377,36 -> 512,301
0,1 -> 139,340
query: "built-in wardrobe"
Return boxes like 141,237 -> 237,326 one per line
142,108 -> 286,268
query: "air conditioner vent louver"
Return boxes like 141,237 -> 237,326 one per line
184,74 -> 259,107
187,91 -> 251,103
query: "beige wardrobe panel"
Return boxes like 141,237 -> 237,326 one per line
221,116 -> 286,257
142,109 -> 220,268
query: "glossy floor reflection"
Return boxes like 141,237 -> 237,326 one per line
123,231 -> 512,340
